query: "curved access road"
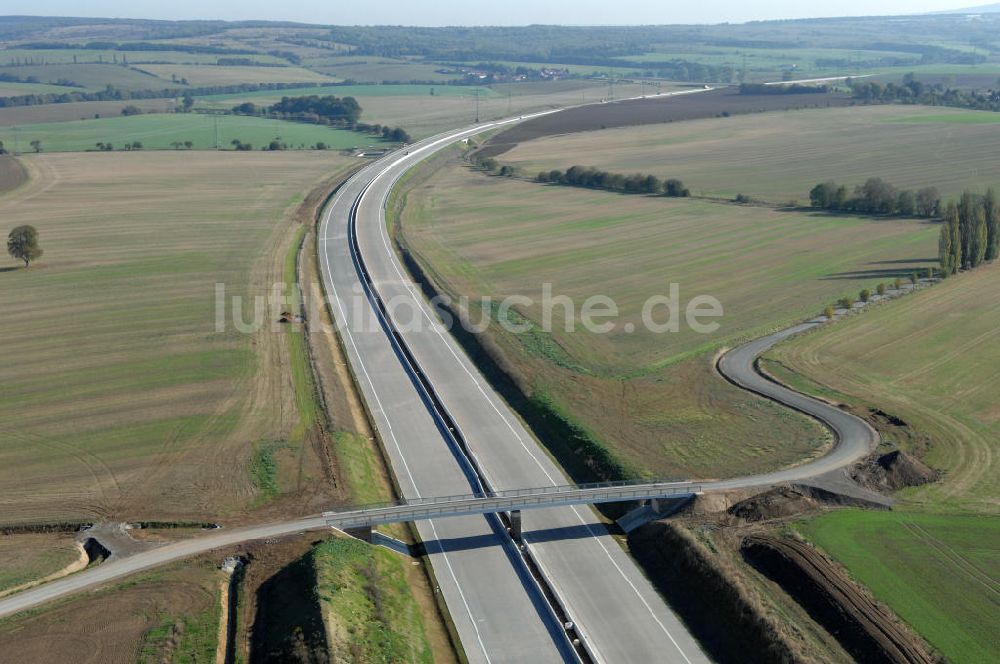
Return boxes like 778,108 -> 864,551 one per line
711,320 -> 879,491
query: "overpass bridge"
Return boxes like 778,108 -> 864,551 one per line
324,479 -> 700,538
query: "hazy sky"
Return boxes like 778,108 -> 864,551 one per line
0,1 -> 985,26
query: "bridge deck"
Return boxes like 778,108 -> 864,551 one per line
324,479 -> 700,528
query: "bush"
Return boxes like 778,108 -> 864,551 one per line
664,178 -> 690,197
837,297 -> 853,309
859,288 -> 871,303
894,277 -> 903,290
876,283 -> 886,296
824,305 -> 835,320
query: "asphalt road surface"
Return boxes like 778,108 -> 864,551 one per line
338,116 -> 710,663
0,90 -> 878,664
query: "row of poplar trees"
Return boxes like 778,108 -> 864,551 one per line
939,189 -> 999,275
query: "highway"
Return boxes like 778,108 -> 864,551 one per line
0,89 -> 878,663
340,114 -> 711,664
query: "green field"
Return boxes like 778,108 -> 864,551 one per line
397,154 -> 936,478
0,114 -> 371,152
0,150 -> 353,523
799,511 -> 1000,663
501,105 -> 1000,202
770,261 -> 1000,662
0,63 -> 167,91
0,81 -> 84,96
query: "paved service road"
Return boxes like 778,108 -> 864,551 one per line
0,90 -> 879,664
711,321 -> 879,491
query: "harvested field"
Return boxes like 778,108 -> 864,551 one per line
0,534 -> 83,594
0,63 -> 165,91
0,151 -> 354,524
396,153 -> 937,480
480,88 -> 854,158
0,81 -> 82,96
771,261 -> 1000,512
500,105 -> 1000,201
0,113 -> 366,152
134,63 -> 337,87
0,99 -> 178,126
317,81 -> 651,139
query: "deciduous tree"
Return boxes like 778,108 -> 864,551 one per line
7,225 -> 42,267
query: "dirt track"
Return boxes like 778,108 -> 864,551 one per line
479,88 -> 854,158
741,535 -> 936,664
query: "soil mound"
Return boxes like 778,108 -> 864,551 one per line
853,450 -> 938,492
728,487 -> 818,522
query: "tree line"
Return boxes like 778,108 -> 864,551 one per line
469,153 -> 692,197
264,95 -> 362,124
809,178 -> 940,217
231,96 -> 411,143
535,166 -> 690,197
851,76 -> 1000,113
0,81 -> 327,108
739,83 -> 831,95
939,189 -> 998,275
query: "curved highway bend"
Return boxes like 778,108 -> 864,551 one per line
0,90 -> 878,663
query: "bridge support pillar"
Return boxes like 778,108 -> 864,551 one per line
509,510 -> 522,541
344,525 -> 373,543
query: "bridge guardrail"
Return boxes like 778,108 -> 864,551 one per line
324,479 -> 700,528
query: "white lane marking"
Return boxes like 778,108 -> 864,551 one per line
319,175 -> 494,664
357,112 -> 702,663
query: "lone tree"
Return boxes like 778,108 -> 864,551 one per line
7,225 -> 43,267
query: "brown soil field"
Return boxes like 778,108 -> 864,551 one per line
480,88 -> 853,157
0,559 -> 222,664
0,155 -> 26,194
